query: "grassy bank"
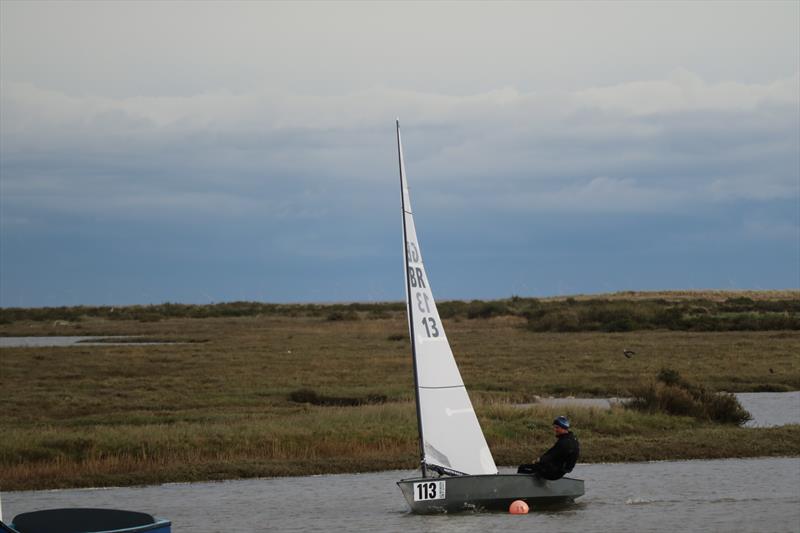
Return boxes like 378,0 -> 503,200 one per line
1,291 -> 798,490
2,402 -> 798,491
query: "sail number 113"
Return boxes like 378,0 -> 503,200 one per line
413,480 -> 446,502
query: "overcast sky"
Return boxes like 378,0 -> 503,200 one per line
1,1 -> 798,307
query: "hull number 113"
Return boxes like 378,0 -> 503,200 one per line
413,480 -> 446,501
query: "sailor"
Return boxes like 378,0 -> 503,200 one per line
517,416 -> 580,480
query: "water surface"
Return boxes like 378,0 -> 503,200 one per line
0,336 -> 173,347
4,458 -> 798,532
0,336 -> 110,347
738,391 -> 800,427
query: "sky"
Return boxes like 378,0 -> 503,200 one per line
1,1 -> 798,307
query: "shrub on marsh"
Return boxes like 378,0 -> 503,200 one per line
326,310 -> 359,321
701,391 -> 753,425
527,309 -> 581,332
656,368 -> 687,387
437,300 -> 468,319
628,368 -> 751,425
287,388 -> 387,406
466,300 -> 508,319
367,309 -> 391,319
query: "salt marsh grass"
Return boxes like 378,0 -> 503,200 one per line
1,291 -> 798,490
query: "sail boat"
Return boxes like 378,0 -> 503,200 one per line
394,120 -> 584,513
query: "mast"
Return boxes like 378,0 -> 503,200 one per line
397,119 -> 427,478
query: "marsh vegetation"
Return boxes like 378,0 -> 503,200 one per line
1,291 -> 798,490
628,368 -> 752,425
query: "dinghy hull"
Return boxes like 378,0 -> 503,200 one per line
398,474 -> 584,514
8,508 -> 171,533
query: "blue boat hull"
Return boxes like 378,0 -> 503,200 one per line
7,508 -> 170,533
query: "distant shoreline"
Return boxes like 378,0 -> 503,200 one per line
2,288 -> 798,311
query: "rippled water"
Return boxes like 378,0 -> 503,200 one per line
738,391 -> 800,427
4,458 -> 799,533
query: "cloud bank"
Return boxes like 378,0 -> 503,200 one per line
1,1 -> 798,305
3,71 -> 797,217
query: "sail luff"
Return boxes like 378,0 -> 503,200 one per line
397,119 -> 427,478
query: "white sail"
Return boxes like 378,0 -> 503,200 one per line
397,120 -> 498,476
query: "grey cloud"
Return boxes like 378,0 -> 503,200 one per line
2,2 -> 798,306
573,70 -> 799,115
1,71 -> 797,225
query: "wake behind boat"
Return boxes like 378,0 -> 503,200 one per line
394,120 -> 584,513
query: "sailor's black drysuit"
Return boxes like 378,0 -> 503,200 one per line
517,431 -> 580,480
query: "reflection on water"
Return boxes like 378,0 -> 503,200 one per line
3,458 -> 799,533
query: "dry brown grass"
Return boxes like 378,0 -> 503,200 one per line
1,293 -> 798,490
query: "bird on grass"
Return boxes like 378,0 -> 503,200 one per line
623,349 -> 636,358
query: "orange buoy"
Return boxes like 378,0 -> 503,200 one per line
509,499 -> 529,514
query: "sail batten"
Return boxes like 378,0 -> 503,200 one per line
397,121 -> 498,477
